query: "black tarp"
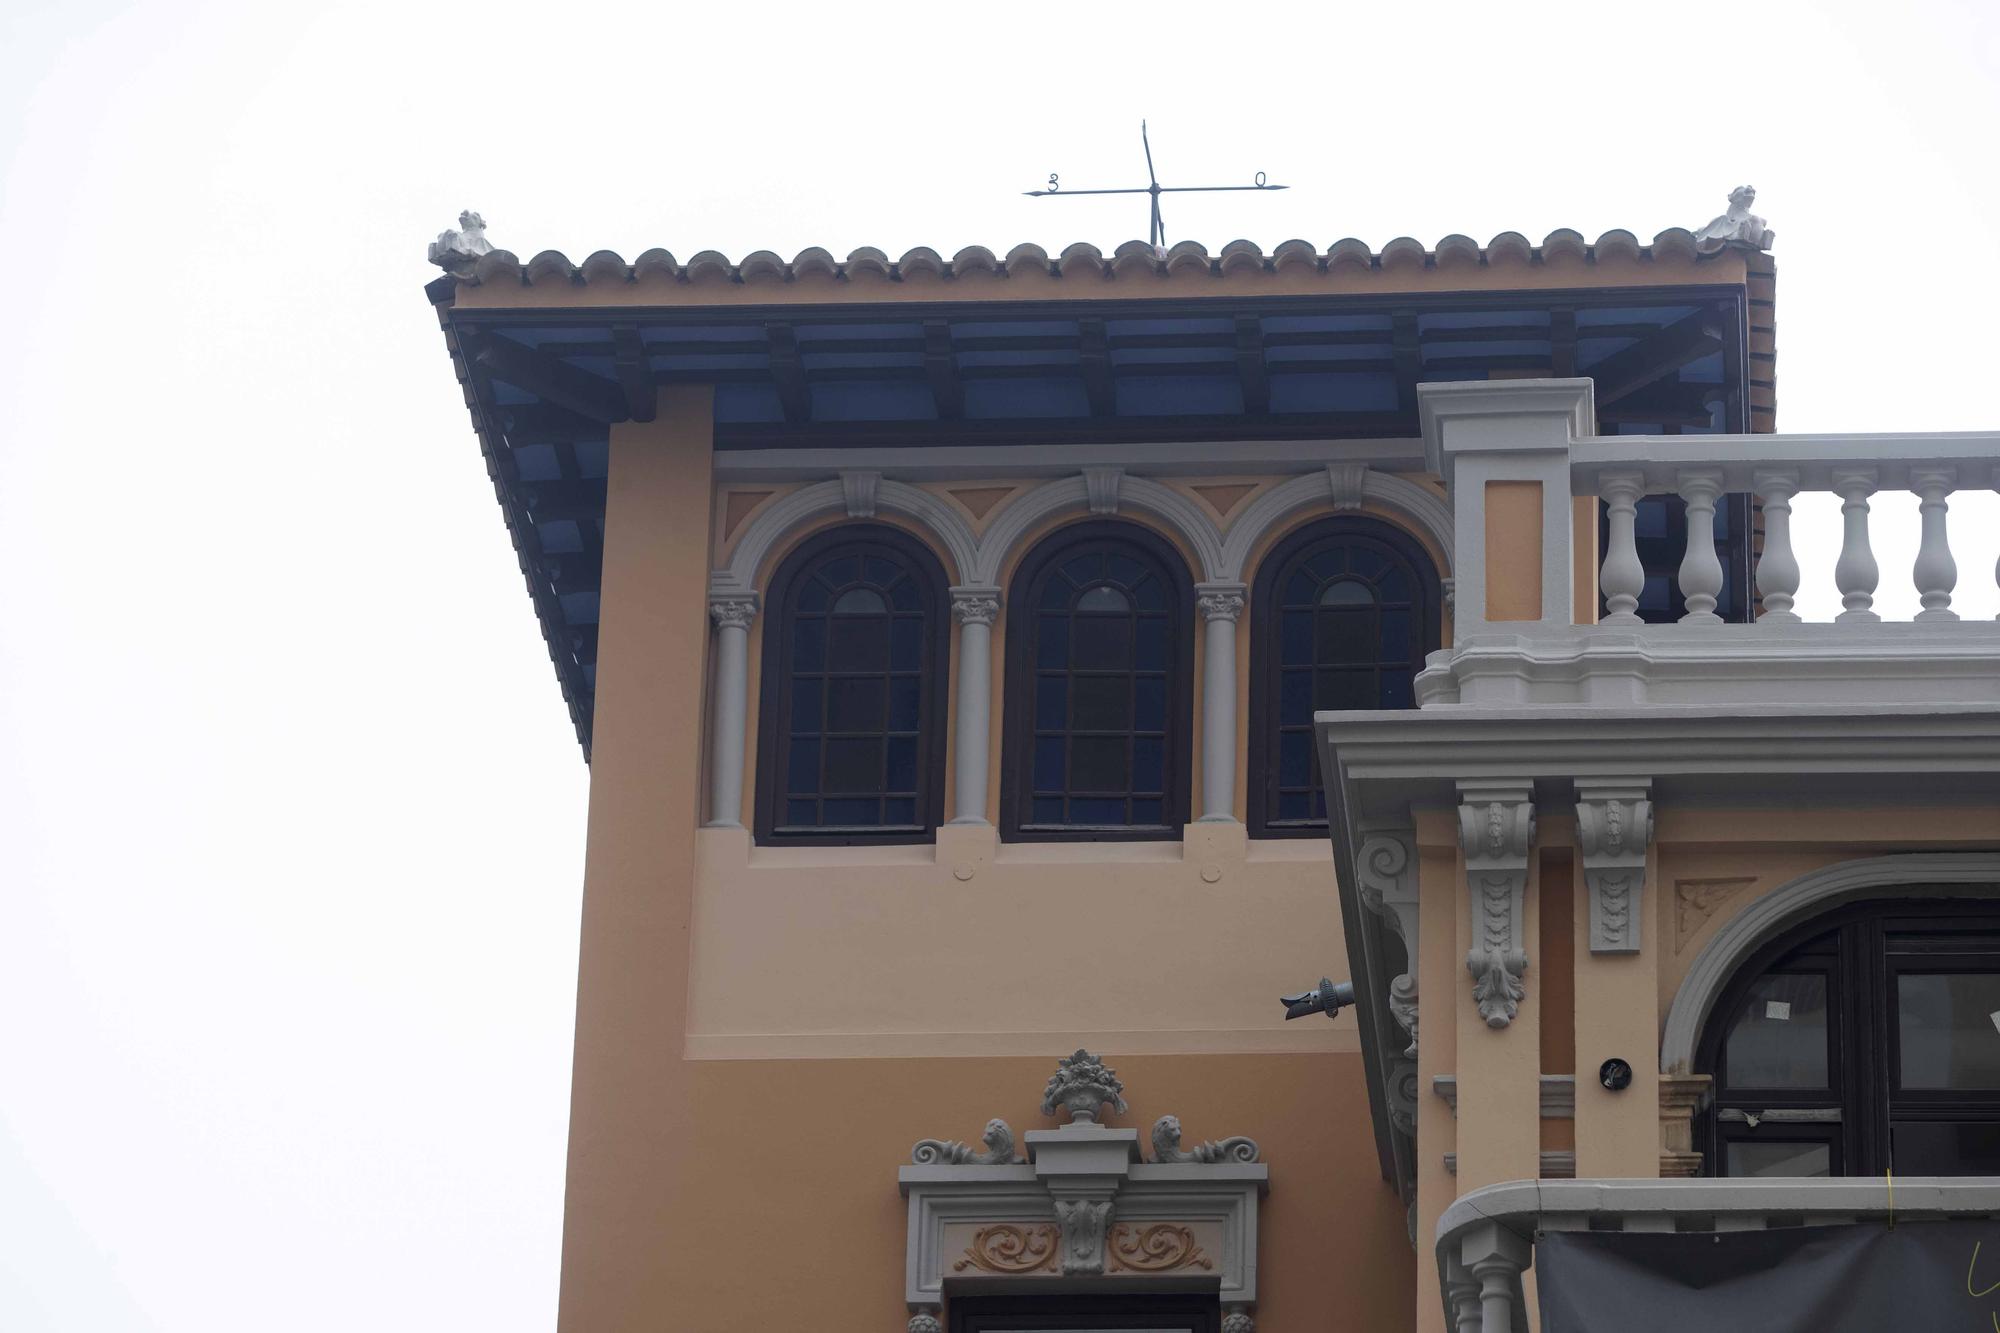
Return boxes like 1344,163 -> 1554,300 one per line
1537,1221 -> 2000,1332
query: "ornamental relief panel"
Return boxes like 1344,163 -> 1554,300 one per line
945,1222 -> 1219,1278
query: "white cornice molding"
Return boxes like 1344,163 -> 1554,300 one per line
710,438 -> 1430,483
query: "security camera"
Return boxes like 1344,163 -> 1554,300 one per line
1280,977 -> 1356,1021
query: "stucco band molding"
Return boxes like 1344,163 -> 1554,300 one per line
1575,779 -> 1653,954
1660,852 -> 2000,1074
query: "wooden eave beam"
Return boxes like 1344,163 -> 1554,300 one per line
1550,308 -> 1577,378
611,325 -> 658,422
923,320 -> 963,420
765,322 -> 810,424
1391,312 -> 1420,418
469,332 -> 627,425
1588,307 -> 1725,407
1235,316 -> 1270,416
1078,318 -> 1115,417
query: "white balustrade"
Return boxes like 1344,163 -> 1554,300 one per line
1572,434 -> 2000,627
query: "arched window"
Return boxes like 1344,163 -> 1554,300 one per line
1247,517 -> 1440,837
1001,521 -> 1194,842
1696,898 -> 2000,1177
755,525 -> 949,844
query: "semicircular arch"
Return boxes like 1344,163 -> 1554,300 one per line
1219,470 -> 1453,584
716,479 -> 980,596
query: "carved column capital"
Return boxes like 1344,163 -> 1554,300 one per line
949,585 -> 1002,627
1575,779 -> 1654,954
1457,783 -> 1535,1029
1194,582 -> 1246,623
708,592 -> 759,631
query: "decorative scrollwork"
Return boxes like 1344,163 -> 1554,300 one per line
1108,1223 -> 1213,1273
1149,1115 -> 1259,1164
911,1118 -> 1021,1166
952,1224 -> 1059,1275
1041,1049 -> 1127,1124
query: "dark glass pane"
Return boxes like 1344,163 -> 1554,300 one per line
1281,611 -> 1312,663
787,737 -> 820,791
1348,547 -> 1387,578
1077,585 -> 1130,612
883,797 -> 917,825
889,618 -> 922,670
796,579 -> 829,612
1130,798 -> 1163,825
1320,579 -> 1374,607
1278,791 -> 1310,820
1072,677 -> 1131,731
1377,565 -> 1410,601
1279,669 -> 1312,722
1132,737 -> 1163,792
1036,615 -> 1070,668
1070,798 -> 1127,825
1107,554 -> 1147,585
888,678 -> 921,730
1040,576 -> 1075,610
1070,738 -> 1128,792
792,619 -> 826,672
1322,671 -> 1374,709
1636,499 -> 1669,539
827,678 -> 885,732
823,797 -> 880,825
863,557 -> 899,585
1285,568 -> 1319,605
1897,973 -> 2000,1089
1073,615 -> 1134,666
1063,554 -> 1104,584
1133,677 -> 1167,731
885,737 -> 917,792
1035,676 -> 1067,729
823,556 -> 861,585
1306,550 -> 1343,580
1891,1121 -> 2000,1174
822,737 -> 883,794
1132,573 -> 1166,612
1280,731 -> 1312,786
887,575 -> 920,611
1033,738 -> 1065,791
1031,797 -> 1065,824
1379,607 -> 1413,654
790,678 -> 823,730
828,618 -> 888,672
1725,1140 -> 1830,1178
1317,610 -> 1377,664
833,587 -> 886,614
1133,618 -> 1167,670
786,798 -> 817,825
1723,973 -> 1830,1089
1380,673 -> 1415,709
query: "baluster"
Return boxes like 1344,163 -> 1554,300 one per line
1598,471 -> 1647,625
1911,468 -> 1959,621
1676,470 -> 1725,624
1832,467 -> 1881,623
1752,469 -> 1802,623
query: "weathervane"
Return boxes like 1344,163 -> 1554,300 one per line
1026,121 -> 1286,251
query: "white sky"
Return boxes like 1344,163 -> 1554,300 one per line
1,3 -> 1996,1330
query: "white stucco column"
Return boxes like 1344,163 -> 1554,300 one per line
1195,582 -> 1246,823
948,586 -> 1001,825
705,591 -> 757,827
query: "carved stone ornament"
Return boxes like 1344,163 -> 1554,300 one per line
949,587 -> 1001,627
708,593 -> 758,631
912,1118 -> 1022,1166
1327,461 -> 1369,511
427,210 -> 493,276
908,1308 -> 943,1333
953,1224 -> 1058,1274
1109,1224 -> 1212,1273
841,470 -> 881,518
1458,785 -> 1535,1029
1149,1115 -> 1260,1164
1195,584 -> 1246,624
1674,876 -> 1755,950
1053,1198 -> 1117,1275
1385,1058 -> 1419,1138
1576,781 -> 1654,954
1041,1049 -> 1128,1124
1222,1306 -> 1255,1333
1692,185 -> 1775,254
1356,828 -> 1420,1057
1083,466 -> 1124,515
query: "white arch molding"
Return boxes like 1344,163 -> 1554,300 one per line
967,473 -> 1225,585
1217,467 -> 1454,581
714,478 -> 980,595
1659,852 -> 2000,1074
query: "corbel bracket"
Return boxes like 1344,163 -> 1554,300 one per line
1576,780 -> 1653,954
1457,782 -> 1535,1029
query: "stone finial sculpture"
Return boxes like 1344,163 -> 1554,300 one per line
1148,1115 -> 1260,1164
1692,186 -> 1774,254
428,210 -> 494,276
1040,1049 -> 1128,1124
911,1118 -> 1022,1166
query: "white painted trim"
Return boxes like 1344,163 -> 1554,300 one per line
715,478 -> 981,593
969,474 -> 1226,584
710,437 -> 1429,483
1216,470 -> 1454,582
1658,852 -> 2000,1074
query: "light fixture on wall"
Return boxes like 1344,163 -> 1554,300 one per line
1279,977 -> 1356,1022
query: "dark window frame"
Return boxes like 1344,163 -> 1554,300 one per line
753,523 -> 950,847
1246,516 -> 1441,839
1000,519 -> 1195,844
948,1293 -> 1221,1333
1695,894 -> 2000,1178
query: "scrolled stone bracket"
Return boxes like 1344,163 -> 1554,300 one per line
1457,783 -> 1536,1029
1575,779 -> 1654,954
1356,827 -> 1420,1057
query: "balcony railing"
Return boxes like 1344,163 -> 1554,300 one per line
1572,434 -> 2000,626
1436,1177 -> 2000,1333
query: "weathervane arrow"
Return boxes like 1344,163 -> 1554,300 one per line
1026,120 -> 1286,250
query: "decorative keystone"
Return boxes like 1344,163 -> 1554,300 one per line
1041,1049 -> 1128,1124
911,1118 -> 1022,1166
1149,1115 -> 1259,1164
